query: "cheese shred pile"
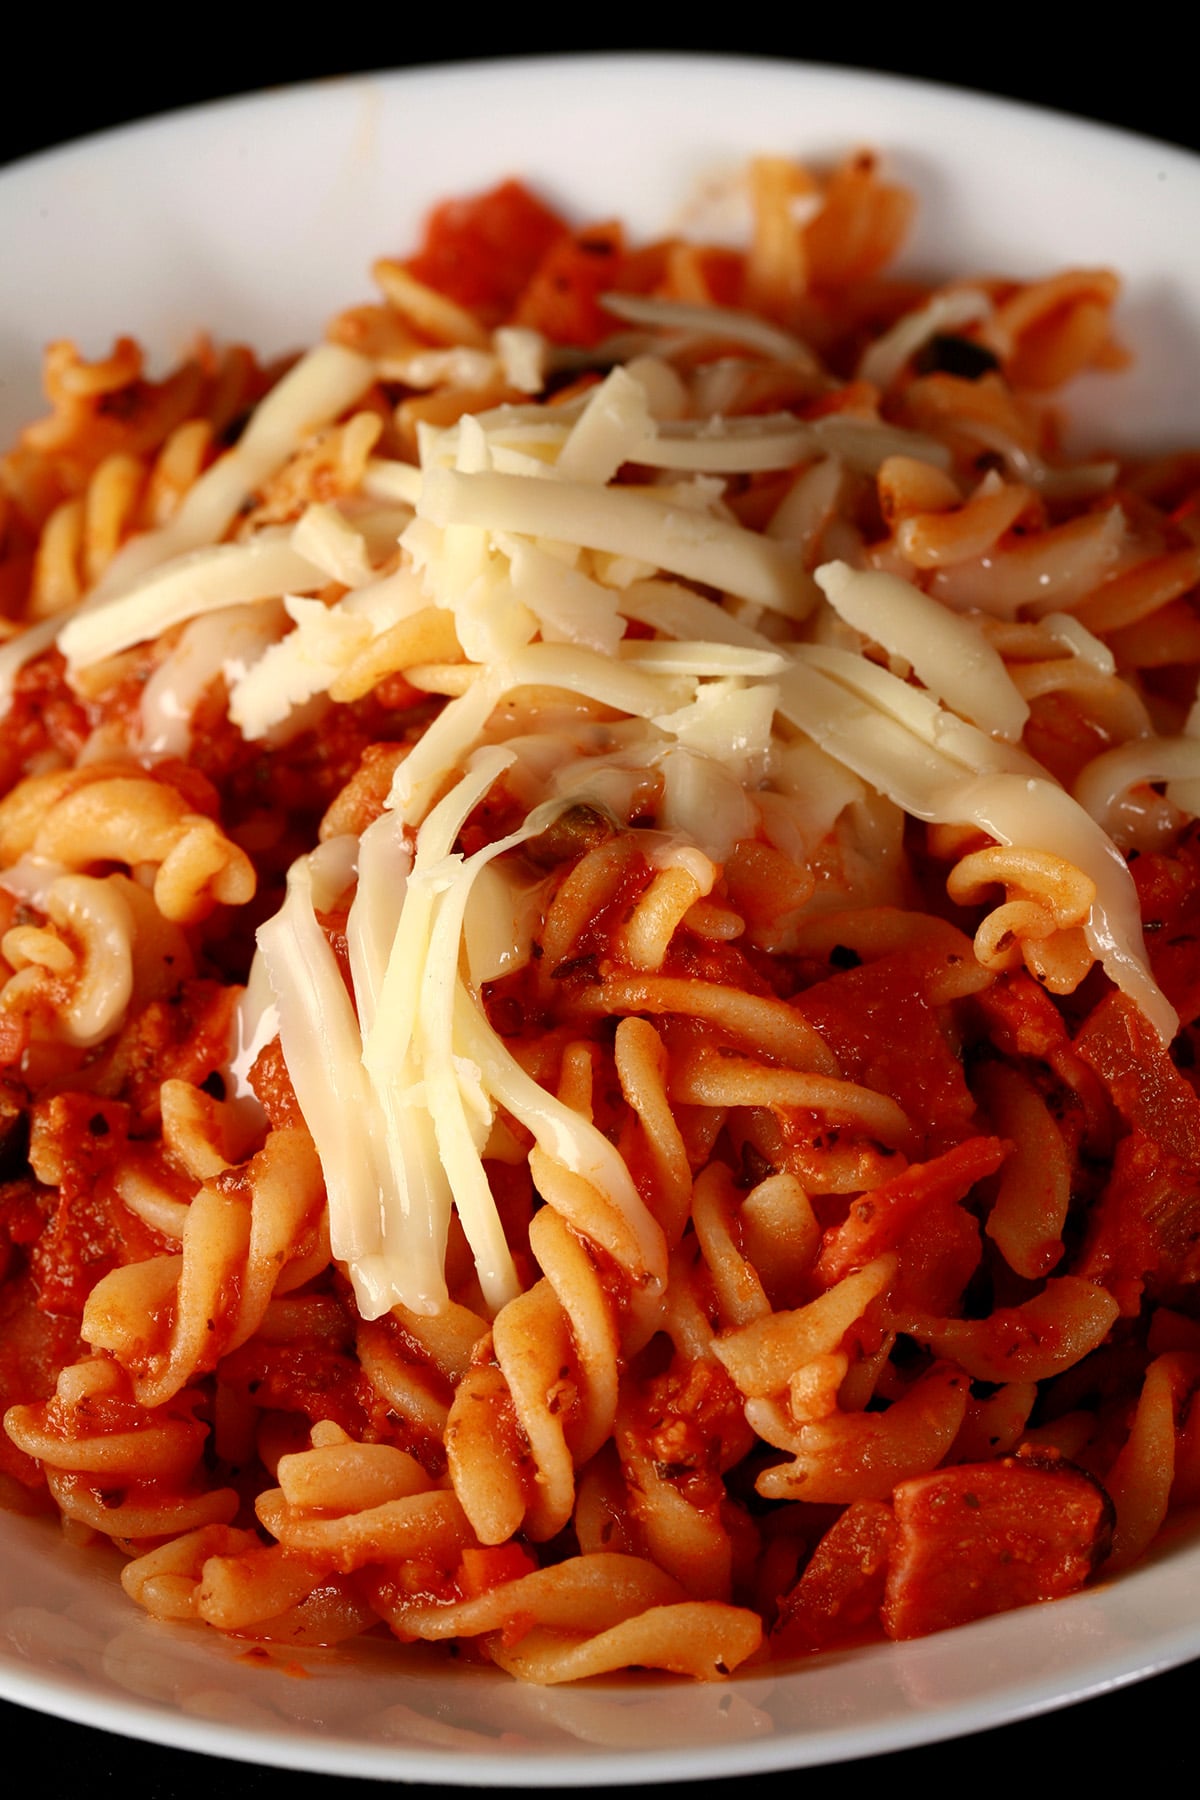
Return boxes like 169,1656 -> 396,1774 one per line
3,155 -> 1200,1681
8,217 -> 1177,1314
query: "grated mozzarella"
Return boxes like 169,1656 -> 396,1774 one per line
417,467 -> 817,617
23,243 -> 1174,1328
228,565 -> 426,741
776,644 -> 1174,1042
816,561 -> 1030,742
256,835 -> 404,1312
58,538 -> 328,672
141,602 -> 287,756
88,344 -> 378,605
598,290 -> 818,366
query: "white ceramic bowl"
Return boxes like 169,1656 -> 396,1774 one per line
1,54 -> 1199,1784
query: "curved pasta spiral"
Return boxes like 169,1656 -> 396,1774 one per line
6,1122 -> 329,1553
82,1124 -> 327,1408
4,148 -> 1200,1687
0,765 -> 255,924
946,843 -> 1097,993
4,1354 -> 239,1543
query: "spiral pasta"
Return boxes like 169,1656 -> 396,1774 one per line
1,151 -> 1199,1688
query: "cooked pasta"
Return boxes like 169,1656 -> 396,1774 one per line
2,153 -> 1199,1685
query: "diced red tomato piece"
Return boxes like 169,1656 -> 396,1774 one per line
218,1339 -> 414,1456
514,223 -> 628,347
405,180 -> 570,323
1131,823 -> 1200,1025
0,1271 -> 84,1490
973,969 -> 1075,1063
887,1195 -> 985,1318
1075,989 -> 1200,1164
1079,1127 -> 1200,1311
105,980 -> 241,1131
973,972 -> 1112,1156
815,1136 -> 1006,1288
248,1035 -> 304,1130
882,1452 -> 1113,1639
27,1095 -> 166,1318
771,1500 -> 896,1655
796,953 -> 977,1154
456,1542 -> 539,1598
0,1177 -> 43,1264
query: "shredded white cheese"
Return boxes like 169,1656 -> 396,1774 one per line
417,468 -> 817,617
816,561 -> 1030,742
58,538 -> 328,672
15,261 -> 1175,1328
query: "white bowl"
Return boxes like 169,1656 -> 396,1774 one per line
2,54 -> 1199,1784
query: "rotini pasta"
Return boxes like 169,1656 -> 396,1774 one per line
1,151 -> 1199,1691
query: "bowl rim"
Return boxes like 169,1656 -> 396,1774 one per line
1,51 -> 1199,1785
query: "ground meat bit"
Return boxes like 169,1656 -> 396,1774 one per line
248,1036 -> 304,1130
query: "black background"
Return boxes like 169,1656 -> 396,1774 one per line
0,34 -> 1197,168
1,24 -> 1197,1796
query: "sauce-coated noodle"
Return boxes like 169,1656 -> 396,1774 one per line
2,155 -> 1199,1681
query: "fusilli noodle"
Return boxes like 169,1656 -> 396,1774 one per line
1,152 -> 1199,1686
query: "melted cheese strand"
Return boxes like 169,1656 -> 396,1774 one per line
1073,736 -> 1200,832
363,753 -> 516,1092
418,468 -> 815,616
345,813 -> 412,1041
555,365 -> 657,485
416,796 -> 583,1310
141,603 -> 285,756
598,290 -> 817,365
616,579 -> 778,651
857,287 -> 992,388
361,752 -> 521,1313
229,566 -> 426,741
816,560 -> 1030,742
503,539 -> 624,654
452,982 -> 668,1291
622,414 -> 950,477
782,646 -> 1037,793
58,538 -> 327,670
956,771 -> 1174,1041
617,641 -> 785,678
256,838 -> 397,1307
89,344 -> 378,604
776,649 -> 1174,1041
349,757 -> 624,1314
12,345 -> 378,713
501,643 -> 695,719
388,675 -> 503,822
